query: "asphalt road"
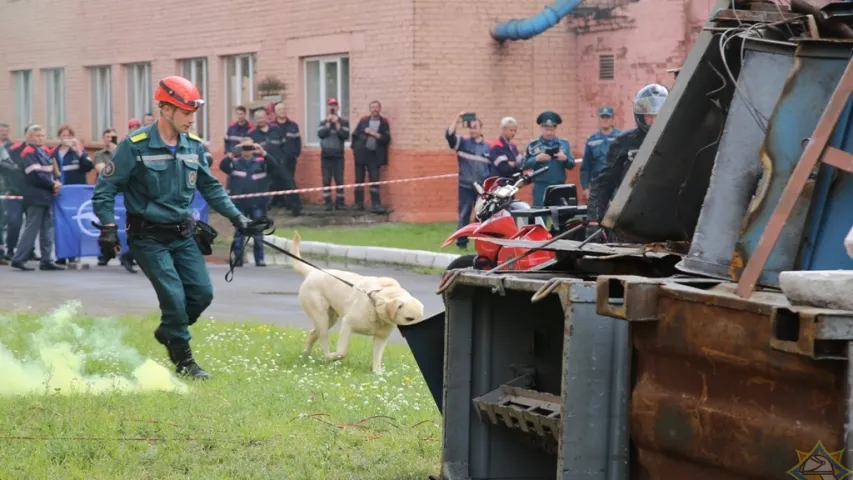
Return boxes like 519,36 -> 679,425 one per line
0,260 -> 445,342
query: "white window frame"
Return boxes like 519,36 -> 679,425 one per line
223,54 -> 255,131
180,57 -> 209,140
303,55 -> 350,147
126,63 -> 152,123
13,70 -> 33,137
90,66 -> 112,140
43,68 -> 65,138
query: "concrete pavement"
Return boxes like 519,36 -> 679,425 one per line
0,259 -> 445,342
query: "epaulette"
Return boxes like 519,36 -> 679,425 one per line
488,138 -> 502,148
21,145 -> 34,156
186,132 -> 202,143
130,132 -> 149,143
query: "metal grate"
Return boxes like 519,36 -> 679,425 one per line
599,54 -> 615,80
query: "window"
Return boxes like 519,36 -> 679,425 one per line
599,55 -> 615,81
13,70 -> 33,137
223,54 -> 255,130
304,56 -> 350,145
90,66 -> 112,139
126,63 -> 152,123
180,57 -> 209,139
43,68 -> 65,137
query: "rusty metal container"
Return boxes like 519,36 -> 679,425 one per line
440,271 -> 631,480
595,275 -> 851,479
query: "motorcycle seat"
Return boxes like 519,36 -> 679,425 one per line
543,184 -> 579,207
510,205 -> 586,218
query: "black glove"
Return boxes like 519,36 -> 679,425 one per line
231,214 -> 251,234
93,223 -> 120,261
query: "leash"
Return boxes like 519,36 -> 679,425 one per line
225,218 -> 380,302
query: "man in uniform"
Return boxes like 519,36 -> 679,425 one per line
580,106 -> 621,201
587,84 -> 669,242
317,98 -> 350,211
270,102 -> 302,210
521,111 -> 575,207
220,138 -> 274,267
92,75 -> 251,380
10,125 -> 64,271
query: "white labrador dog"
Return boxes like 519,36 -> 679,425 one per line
289,232 -> 426,372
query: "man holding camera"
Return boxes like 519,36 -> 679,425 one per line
92,75 -> 251,380
317,98 -> 350,211
446,111 -> 491,250
219,138 -> 273,267
521,111 -> 575,207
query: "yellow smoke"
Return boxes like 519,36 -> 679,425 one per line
0,301 -> 188,396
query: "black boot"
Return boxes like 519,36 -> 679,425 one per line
154,327 -> 178,364
172,343 -> 211,380
154,327 -> 211,380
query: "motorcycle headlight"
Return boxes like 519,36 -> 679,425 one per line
474,196 -> 485,215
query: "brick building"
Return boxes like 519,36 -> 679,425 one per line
0,0 -> 713,222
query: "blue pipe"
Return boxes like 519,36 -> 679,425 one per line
491,0 -> 585,41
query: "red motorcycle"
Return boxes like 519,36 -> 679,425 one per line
440,166 -> 588,272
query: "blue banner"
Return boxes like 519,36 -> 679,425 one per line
53,185 -> 209,259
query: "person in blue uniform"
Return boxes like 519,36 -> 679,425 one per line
92,75 -> 251,380
522,111 -> 575,207
587,84 -> 669,242
219,138 -> 273,267
580,106 -> 621,200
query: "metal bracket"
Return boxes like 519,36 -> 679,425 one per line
770,305 -> 853,360
436,269 -> 462,295
596,275 -> 660,321
530,277 -> 564,303
491,276 -> 507,296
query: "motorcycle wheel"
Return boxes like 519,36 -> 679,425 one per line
445,254 -> 478,272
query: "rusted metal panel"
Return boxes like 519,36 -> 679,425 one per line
711,8 -> 802,23
770,305 -> 853,359
596,275 -> 847,479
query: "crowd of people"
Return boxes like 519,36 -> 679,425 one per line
0,118 -> 159,270
0,95 -> 395,270
445,82 -> 670,249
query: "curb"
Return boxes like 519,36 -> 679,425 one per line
253,235 -> 462,270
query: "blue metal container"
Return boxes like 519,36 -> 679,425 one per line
799,94 -> 853,271
731,40 -> 853,288
440,273 -> 630,480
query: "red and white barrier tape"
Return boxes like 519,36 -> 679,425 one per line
228,172 -> 458,199
0,172 -> 459,201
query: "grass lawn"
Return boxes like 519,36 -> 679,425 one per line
0,304 -> 441,479
275,222 -> 459,254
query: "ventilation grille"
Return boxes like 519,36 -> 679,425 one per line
599,55 -> 615,80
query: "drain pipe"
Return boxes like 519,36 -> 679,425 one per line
491,0 -> 585,41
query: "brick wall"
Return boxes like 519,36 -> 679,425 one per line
0,0 -> 715,223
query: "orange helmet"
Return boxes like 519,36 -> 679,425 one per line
154,76 -> 205,112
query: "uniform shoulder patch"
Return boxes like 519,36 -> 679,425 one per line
102,160 -> 116,177
186,132 -> 202,142
130,132 -> 149,143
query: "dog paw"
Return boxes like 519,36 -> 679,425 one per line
325,353 -> 344,362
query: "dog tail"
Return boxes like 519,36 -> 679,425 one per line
289,231 -> 313,277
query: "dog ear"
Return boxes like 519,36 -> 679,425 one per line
385,298 -> 400,320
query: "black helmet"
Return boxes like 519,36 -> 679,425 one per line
633,83 -> 668,133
